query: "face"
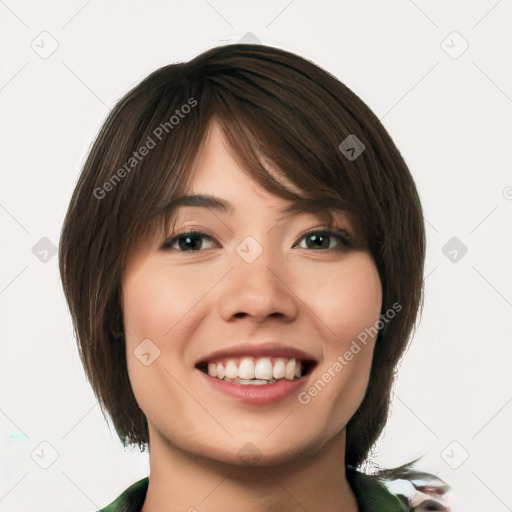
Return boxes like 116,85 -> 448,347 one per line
121,122 -> 383,467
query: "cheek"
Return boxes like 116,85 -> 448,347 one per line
122,261 -> 204,342
121,260 -> 201,421
328,255 -> 382,385
305,253 -> 383,343
123,272 -> 168,340
338,261 -> 382,340
296,255 -> 382,426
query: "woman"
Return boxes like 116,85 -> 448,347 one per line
59,43 -> 448,511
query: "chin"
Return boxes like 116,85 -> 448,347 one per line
191,433 -> 325,470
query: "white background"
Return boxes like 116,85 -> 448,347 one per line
1,1 -> 511,511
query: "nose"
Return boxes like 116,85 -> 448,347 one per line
218,242 -> 299,324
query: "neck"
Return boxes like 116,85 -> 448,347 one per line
141,428 -> 359,512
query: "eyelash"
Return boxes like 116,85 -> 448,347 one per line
160,226 -> 352,253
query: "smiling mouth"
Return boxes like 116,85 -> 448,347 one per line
195,357 -> 317,385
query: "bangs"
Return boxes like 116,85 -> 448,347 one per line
121,80 -> 370,249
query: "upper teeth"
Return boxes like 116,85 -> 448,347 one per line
206,357 -> 302,381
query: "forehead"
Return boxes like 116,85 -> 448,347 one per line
187,120 -> 304,197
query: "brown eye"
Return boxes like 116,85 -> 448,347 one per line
294,228 -> 351,251
161,231 -> 217,251
161,227 -> 352,253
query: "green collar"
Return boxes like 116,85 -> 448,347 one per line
98,468 -> 408,512
346,469 -> 408,511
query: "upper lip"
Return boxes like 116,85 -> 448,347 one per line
195,341 -> 319,365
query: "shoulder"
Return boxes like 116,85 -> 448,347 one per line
92,467 -> 451,512
96,477 -> 149,512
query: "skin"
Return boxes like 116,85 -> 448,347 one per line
121,121 -> 383,512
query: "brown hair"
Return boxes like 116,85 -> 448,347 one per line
59,43 -> 425,468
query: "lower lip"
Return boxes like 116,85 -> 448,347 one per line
197,370 -> 307,405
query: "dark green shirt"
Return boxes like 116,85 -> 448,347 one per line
97,468 -> 408,512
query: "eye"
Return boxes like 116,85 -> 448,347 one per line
161,227 -> 352,252
293,227 -> 351,252
161,231 -> 217,252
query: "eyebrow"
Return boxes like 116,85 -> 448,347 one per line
161,194 -> 347,222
